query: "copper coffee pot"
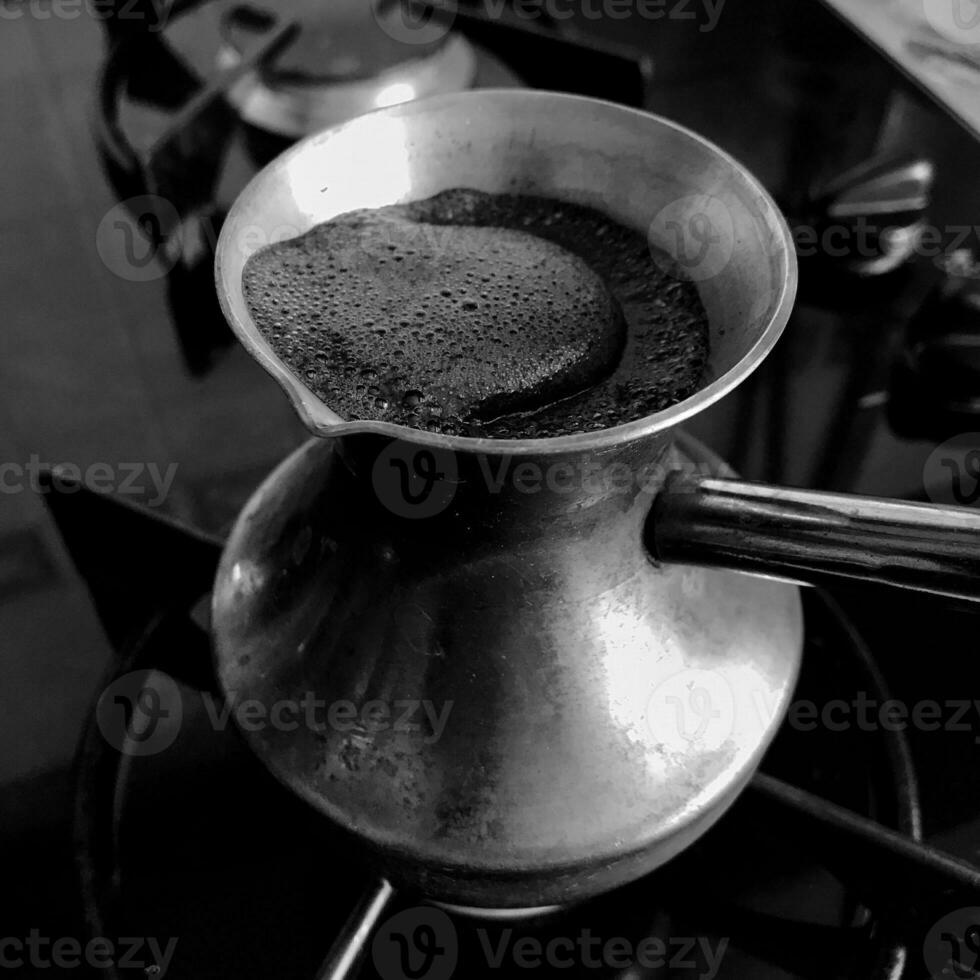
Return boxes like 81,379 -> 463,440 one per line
212,91 -> 980,921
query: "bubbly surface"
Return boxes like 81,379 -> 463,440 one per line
242,189 -> 710,437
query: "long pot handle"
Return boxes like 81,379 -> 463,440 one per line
649,474 -> 980,603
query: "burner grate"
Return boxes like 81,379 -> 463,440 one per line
47,466 -> 980,980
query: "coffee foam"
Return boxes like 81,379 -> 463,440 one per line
243,189 -> 709,438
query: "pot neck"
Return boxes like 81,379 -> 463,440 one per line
334,430 -> 675,549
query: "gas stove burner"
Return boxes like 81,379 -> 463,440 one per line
64,445 -> 976,980
216,1 -> 479,138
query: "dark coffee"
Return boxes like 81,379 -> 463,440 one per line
242,189 -> 709,438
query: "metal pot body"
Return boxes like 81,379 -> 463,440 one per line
213,431 -> 802,907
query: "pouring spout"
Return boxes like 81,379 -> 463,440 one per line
650,474 -> 980,604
